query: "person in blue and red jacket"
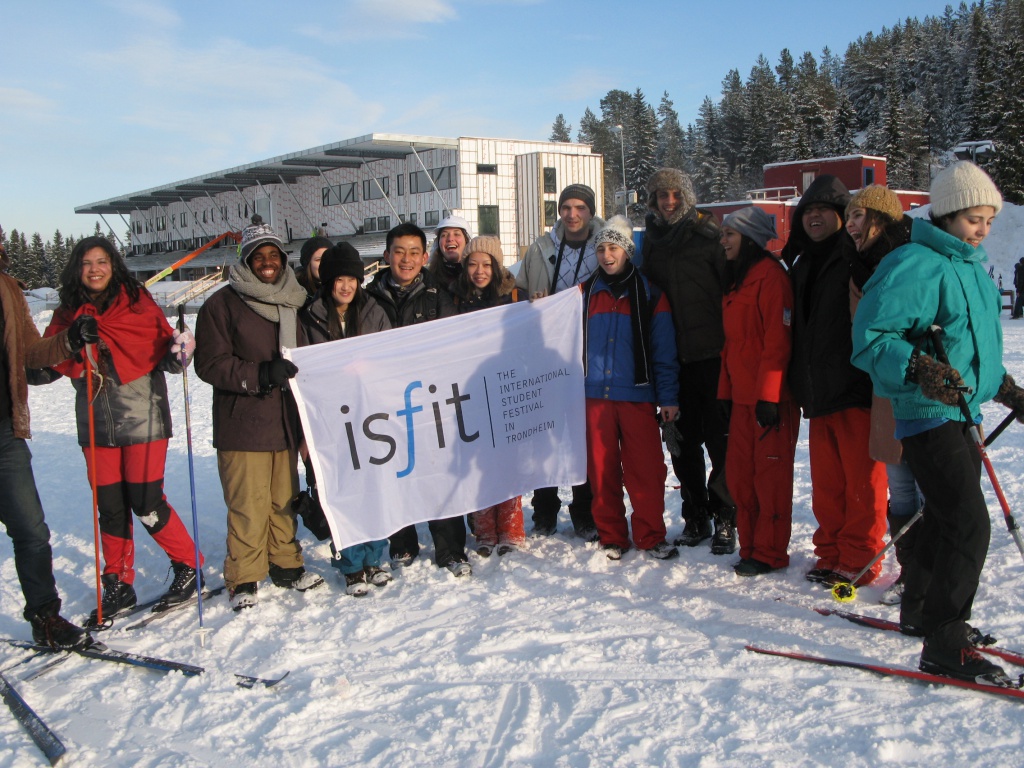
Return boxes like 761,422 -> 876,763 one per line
717,207 -> 799,577
581,216 -> 680,561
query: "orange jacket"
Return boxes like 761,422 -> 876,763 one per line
718,258 -> 793,406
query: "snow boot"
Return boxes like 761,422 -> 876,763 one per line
497,545 -> 516,556
269,564 -> 325,592
155,562 -> 201,610
88,574 -> 137,626
646,541 -> 679,560
710,507 -> 738,555
345,571 -> 369,597
673,505 -> 712,547
881,511 -> 919,605
920,639 -> 1010,684
603,543 -> 627,561
364,565 -> 393,587
476,545 -> 493,558
734,558 -> 774,577
230,582 -> 258,611
29,601 -> 88,650
444,558 -> 472,577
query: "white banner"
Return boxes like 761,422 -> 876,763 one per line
284,289 -> 586,550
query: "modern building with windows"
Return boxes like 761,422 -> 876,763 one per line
76,133 -> 604,277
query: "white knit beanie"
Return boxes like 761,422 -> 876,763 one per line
594,215 -> 635,257
929,162 -> 1002,218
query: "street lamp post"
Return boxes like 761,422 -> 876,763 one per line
609,124 -> 627,216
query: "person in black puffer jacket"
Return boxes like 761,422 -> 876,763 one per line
784,175 -> 887,588
640,168 -> 735,554
363,223 -> 471,576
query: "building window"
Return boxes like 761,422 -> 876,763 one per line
478,205 -> 499,236
408,212 -> 417,225
202,210 -> 207,223
397,174 -> 404,196
377,216 -> 390,231
180,213 -> 186,227
410,165 -> 456,194
543,167 -> 557,194
364,217 -> 376,232
477,164 -> 498,174
221,206 -> 228,221
863,167 -> 875,186
544,201 -> 557,227
363,177 -> 390,201
424,210 -> 439,227
323,183 -> 357,206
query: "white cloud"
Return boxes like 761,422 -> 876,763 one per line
102,0 -> 180,29
0,87 -> 58,120
297,0 -> 457,41
81,36 -> 385,164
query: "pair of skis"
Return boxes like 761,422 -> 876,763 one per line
0,636 -> 288,765
748,606 -> 1024,701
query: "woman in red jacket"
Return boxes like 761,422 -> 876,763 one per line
45,236 -> 203,623
717,208 -> 799,576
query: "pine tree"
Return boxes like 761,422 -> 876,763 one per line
989,2 -> 1024,202
625,89 -> 658,221
656,92 -> 686,171
550,114 -> 572,143
578,106 -> 616,216
719,69 -> 747,177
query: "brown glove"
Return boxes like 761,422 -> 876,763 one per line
994,373 -> 1024,424
915,354 -> 964,406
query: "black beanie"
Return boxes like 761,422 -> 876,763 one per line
558,184 -> 596,216
319,242 -> 365,287
300,236 -> 334,268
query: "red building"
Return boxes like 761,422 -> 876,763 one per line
702,155 -> 929,255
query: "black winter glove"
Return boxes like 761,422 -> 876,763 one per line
913,354 -> 964,406
755,400 -> 780,429
718,399 -> 733,426
258,359 -> 298,393
660,419 -> 683,457
994,373 -> 1024,424
67,315 -> 99,353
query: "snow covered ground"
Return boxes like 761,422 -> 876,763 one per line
5,260 -> 1024,765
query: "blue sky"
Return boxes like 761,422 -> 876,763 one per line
2,0 -> 953,240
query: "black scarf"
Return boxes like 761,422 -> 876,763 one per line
582,262 -> 653,386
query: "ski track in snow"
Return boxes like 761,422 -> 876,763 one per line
2,295 -> 1024,766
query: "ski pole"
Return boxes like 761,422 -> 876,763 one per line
83,342 -> 105,628
831,507 -> 923,602
929,324 -> 1024,563
177,305 -> 204,629
984,410 -> 1016,448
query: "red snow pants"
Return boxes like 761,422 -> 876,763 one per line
808,408 -> 888,581
83,439 -> 201,584
586,399 -> 668,550
726,401 -> 800,568
470,497 -> 525,548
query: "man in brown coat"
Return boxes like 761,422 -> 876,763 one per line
0,250 -> 92,647
195,216 -> 324,610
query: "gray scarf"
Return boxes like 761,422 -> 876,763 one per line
228,263 -> 307,350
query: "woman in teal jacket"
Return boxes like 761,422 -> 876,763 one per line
852,162 -> 1024,685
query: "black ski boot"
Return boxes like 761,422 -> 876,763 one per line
155,562 -> 201,610
88,574 -> 137,626
674,505 -> 712,547
710,506 -> 738,555
920,639 -> 1010,684
28,600 -> 88,650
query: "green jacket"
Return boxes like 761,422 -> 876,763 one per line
851,217 -> 1004,422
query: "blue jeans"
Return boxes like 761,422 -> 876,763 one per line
0,420 -> 59,619
886,460 -> 922,518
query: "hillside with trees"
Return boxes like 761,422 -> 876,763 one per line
553,0 -> 1024,221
